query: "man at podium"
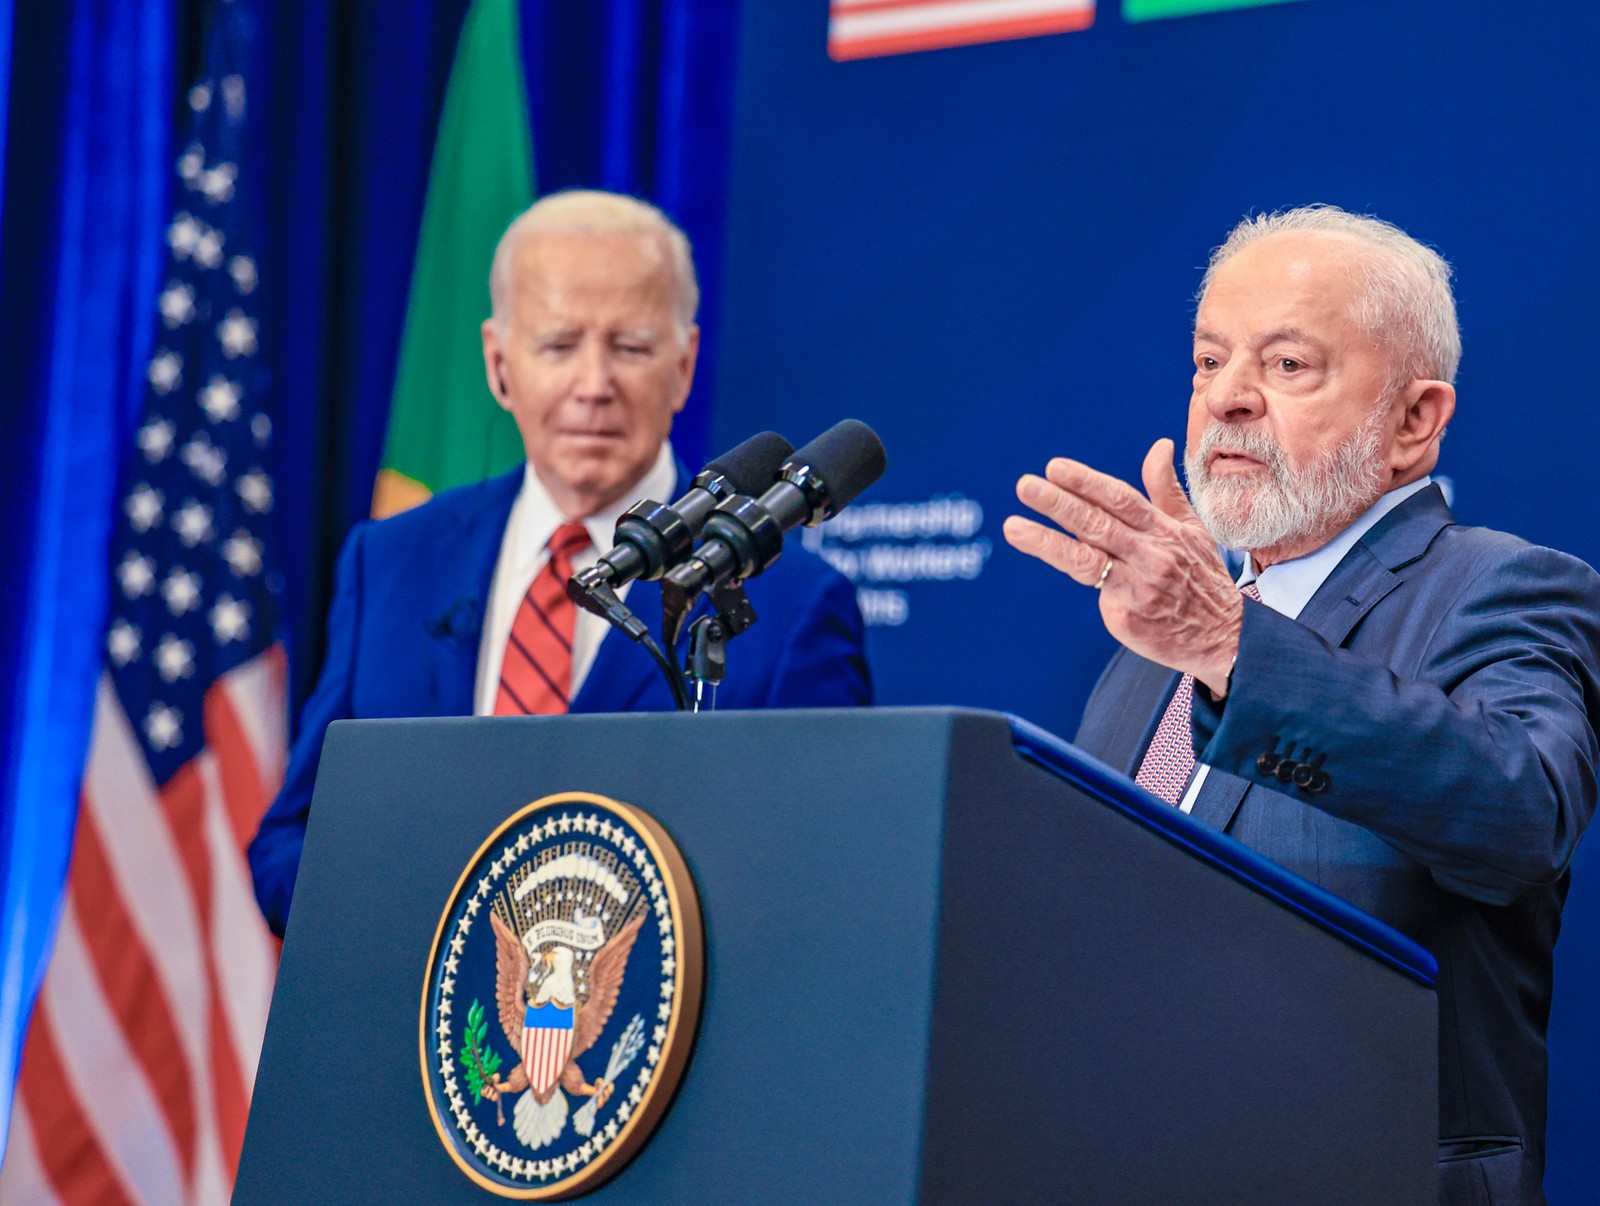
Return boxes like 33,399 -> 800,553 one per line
1005,205 -> 1600,1204
249,190 -> 870,937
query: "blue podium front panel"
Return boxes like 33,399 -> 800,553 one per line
237,708 -> 1434,1204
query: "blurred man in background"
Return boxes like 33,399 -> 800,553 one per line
249,190 -> 870,935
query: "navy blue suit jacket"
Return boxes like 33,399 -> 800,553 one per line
1074,486 -> 1600,1206
249,467 -> 870,936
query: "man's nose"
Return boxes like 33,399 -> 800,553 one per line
573,342 -> 615,400
1204,359 -> 1265,423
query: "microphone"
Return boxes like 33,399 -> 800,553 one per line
660,419 -> 886,642
569,431 -> 795,607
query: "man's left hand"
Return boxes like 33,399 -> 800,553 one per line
1002,438 -> 1243,697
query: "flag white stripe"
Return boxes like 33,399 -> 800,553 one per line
197,749 -> 275,1092
0,1102 -> 64,1206
82,677 -> 213,1088
40,900 -> 187,1206
219,653 -> 286,787
188,1122 -> 229,1206
832,0 -> 1091,39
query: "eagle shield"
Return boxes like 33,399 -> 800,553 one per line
521,1000 -> 575,1097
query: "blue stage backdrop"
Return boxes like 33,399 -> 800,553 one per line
711,1 -> 1600,1198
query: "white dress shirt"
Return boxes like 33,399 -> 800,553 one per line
1176,476 -> 1433,813
473,443 -> 678,715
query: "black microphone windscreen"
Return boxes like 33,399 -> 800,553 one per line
702,431 -> 795,495
789,419 -> 887,513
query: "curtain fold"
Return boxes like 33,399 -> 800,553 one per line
0,0 -> 175,1154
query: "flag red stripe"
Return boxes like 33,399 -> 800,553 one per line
829,8 -> 1093,58
158,764 -> 256,1172
15,1010 -> 140,1206
206,970 -> 251,1175
66,801 -> 200,1181
204,680 -> 270,852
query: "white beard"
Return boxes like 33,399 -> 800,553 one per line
1184,408 -> 1389,554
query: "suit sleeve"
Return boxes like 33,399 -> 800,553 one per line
759,564 -> 872,707
1192,545 -> 1600,906
248,520 -> 370,936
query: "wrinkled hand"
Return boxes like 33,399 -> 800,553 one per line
1002,439 -> 1243,696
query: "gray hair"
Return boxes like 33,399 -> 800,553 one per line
1199,205 -> 1461,387
488,189 -> 700,343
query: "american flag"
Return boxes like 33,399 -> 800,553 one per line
828,0 -> 1096,61
0,3 -> 284,1203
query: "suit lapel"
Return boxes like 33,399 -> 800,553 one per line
424,470 -> 523,713
1188,484 -> 1454,833
1093,655 -> 1183,778
1292,484 -> 1452,647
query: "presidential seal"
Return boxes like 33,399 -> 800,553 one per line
420,792 -> 704,1199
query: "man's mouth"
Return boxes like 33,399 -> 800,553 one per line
1209,450 -> 1266,474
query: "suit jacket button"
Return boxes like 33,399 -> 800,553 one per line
1274,759 -> 1299,783
1309,770 -> 1331,793
1257,752 -> 1281,774
1292,764 -> 1315,788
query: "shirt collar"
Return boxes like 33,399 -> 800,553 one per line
510,442 -> 678,569
1238,476 -> 1432,620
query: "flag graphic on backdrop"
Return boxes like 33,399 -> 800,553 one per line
1123,0 -> 1309,22
828,0 -> 1096,61
0,4 -> 284,1203
371,0 -> 536,519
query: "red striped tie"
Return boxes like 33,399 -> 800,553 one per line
494,521 -> 591,716
1135,581 -> 1261,804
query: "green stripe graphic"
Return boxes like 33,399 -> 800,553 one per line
375,0 -> 535,517
1125,0 -> 1311,21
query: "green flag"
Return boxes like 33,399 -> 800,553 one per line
373,0 -> 534,518
1124,0 -> 1310,19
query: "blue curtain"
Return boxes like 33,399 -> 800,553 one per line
0,0 -> 742,1141
0,0 -> 175,1147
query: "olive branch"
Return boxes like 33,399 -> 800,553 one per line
459,998 -> 506,1125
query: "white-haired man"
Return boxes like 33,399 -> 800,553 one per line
1006,205 -> 1600,1204
250,191 -> 870,934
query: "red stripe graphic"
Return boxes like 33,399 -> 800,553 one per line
829,0 -> 1094,60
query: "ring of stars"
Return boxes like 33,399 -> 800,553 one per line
426,803 -> 680,1188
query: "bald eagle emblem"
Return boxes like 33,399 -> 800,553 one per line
421,792 -> 703,1198
486,908 -> 645,1147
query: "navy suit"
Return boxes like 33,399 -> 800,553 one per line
1074,486 -> 1600,1205
249,467 -> 870,936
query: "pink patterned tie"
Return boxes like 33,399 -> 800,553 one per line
1135,582 -> 1261,805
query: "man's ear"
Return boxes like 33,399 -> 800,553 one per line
1390,378 -> 1456,478
481,318 -> 511,410
671,324 -> 701,415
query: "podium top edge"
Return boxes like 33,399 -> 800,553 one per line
318,708 -> 1436,987
1006,714 -> 1439,989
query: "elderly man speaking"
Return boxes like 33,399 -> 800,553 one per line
249,191 -> 870,937
1005,205 -> 1600,1205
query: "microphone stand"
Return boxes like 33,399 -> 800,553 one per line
683,584 -> 759,712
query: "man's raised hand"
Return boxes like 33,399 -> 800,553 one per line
1002,438 -> 1244,696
